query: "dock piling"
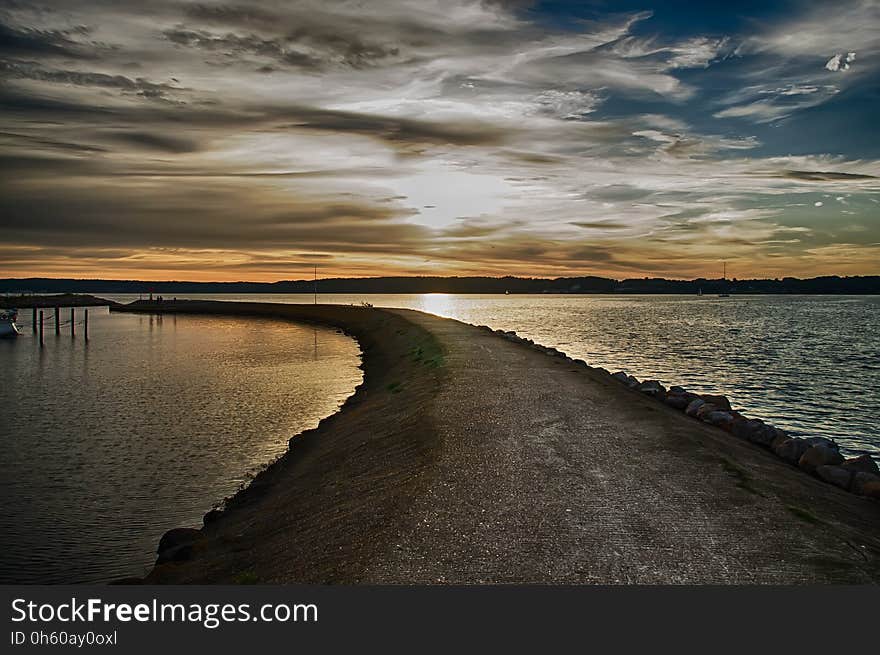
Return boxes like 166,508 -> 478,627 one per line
55,307 -> 60,334
39,310 -> 44,346
32,307 -> 37,332
84,309 -> 89,341
70,307 -> 75,337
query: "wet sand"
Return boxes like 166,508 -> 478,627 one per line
115,300 -> 880,583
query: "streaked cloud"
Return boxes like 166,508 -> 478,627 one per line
0,0 -> 878,281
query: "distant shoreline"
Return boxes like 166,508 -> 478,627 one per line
113,299 -> 880,584
3,274 -> 880,296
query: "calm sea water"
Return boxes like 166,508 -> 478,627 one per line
0,309 -> 361,583
2,293 -> 877,582
107,292 -> 879,457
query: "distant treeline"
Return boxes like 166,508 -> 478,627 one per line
2,275 -> 879,295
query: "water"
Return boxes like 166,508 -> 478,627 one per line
0,308 -> 362,583
105,293 -> 879,456
3,293 -> 877,582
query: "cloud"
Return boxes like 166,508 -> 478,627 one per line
0,0 -> 878,280
825,52 -> 856,71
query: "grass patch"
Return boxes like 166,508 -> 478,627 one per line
387,381 -> 403,393
720,457 -> 762,496
232,571 -> 260,584
786,505 -> 822,525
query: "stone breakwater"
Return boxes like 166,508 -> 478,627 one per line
488,327 -> 880,502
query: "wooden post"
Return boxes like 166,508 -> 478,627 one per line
70,307 -> 75,337
84,309 -> 89,341
32,306 -> 37,332
39,310 -> 44,346
55,307 -> 60,334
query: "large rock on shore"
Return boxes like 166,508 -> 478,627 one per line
665,392 -> 696,410
774,438 -> 810,465
842,455 -> 880,476
703,410 -> 735,429
685,398 -> 705,417
815,465 -> 854,490
701,394 -> 732,411
157,527 -> 201,563
637,380 -> 666,398
852,471 -> 880,496
798,444 -> 844,474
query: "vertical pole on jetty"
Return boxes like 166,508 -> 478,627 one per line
314,265 -> 317,305
55,307 -> 60,334
32,306 -> 37,332
70,307 -> 75,337
39,310 -> 44,346
84,309 -> 89,341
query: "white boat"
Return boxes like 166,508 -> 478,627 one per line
0,308 -> 21,338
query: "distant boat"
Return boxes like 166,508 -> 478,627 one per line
0,308 -> 21,338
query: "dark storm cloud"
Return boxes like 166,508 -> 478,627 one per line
0,60 -> 185,103
0,20 -> 92,59
183,3 -> 279,27
102,130 -> 199,153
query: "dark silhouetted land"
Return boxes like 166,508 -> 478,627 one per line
4,274 -> 880,296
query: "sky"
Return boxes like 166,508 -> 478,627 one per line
1,0 -> 878,281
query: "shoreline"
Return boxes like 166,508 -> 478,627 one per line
114,300 -> 880,584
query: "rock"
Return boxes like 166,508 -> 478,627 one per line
815,465 -> 854,490
704,410 -> 735,429
798,444 -> 844,473
695,403 -> 720,420
769,428 -> 791,450
158,527 -> 200,554
669,386 -> 687,394
637,380 -> 666,398
701,394 -> 731,411
626,375 -> 640,388
752,424 -> 785,448
852,471 -> 880,496
685,398 -> 705,417
804,436 -> 838,451
665,392 -> 695,410
774,438 -> 810,465
859,480 -> 880,500
203,509 -> 223,526
841,455 -> 880,476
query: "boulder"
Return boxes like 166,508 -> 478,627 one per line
637,380 -> 666,398
774,438 -> 810,465
704,410 -> 735,430
798,444 -> 844,474
769,428 -> 791,450
841,455 -> 880,476
815,465 -> 854,490
669,386 -> 687,394
685,398 -> 705,417
158,527 -> 200,554
665,392 -> 695,410
852,471 -> 880,496
611,371 -> 629,384
695,403 -> 720,420
701,394 -> 731,411
804,436 -> 839,451
859,479 -> 880,500
157,527 -> 201,564
626,375 -> 641,389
